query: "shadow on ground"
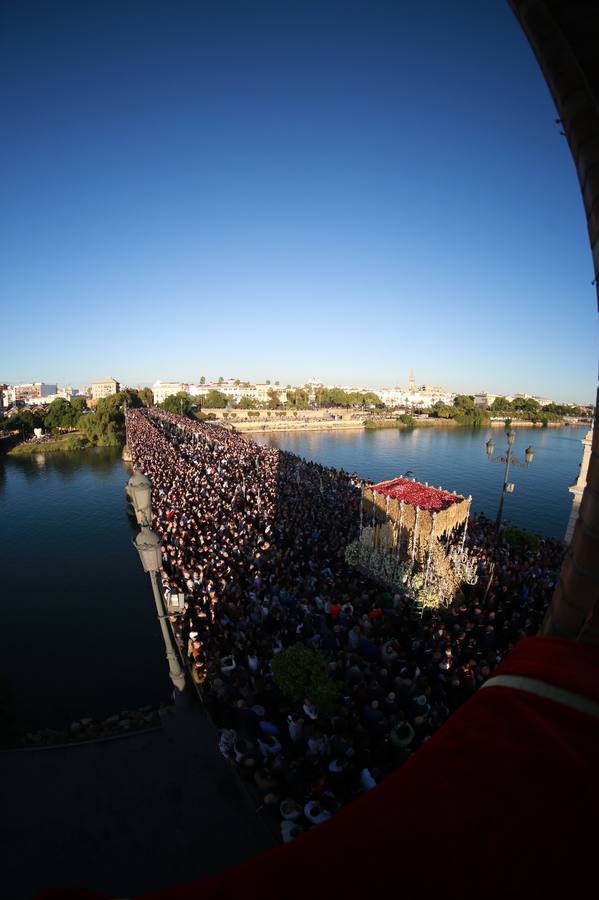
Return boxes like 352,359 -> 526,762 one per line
0,697 -> 273,898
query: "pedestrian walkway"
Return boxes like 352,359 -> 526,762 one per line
0,695 -> 273,898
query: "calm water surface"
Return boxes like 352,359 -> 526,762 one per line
0,447 -> 170,731
253,425 -> 588,540
0,426 -> 587,729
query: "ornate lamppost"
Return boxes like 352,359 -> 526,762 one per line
485,430 -> 534,532
128,472 -> 186,692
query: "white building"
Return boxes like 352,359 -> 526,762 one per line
190,381 -> 255,404
13,383 -> 57,402
254,383 -> 287,404
152,381 -> 186,404
57,386 -> 77,400
474,392 -> 498,407
91,378 -> 120,400
191,381 -> 287,405
376,388 -> 409,407
376,376 -> 453,410
2,387 -> 16,407
26,394 -> 59,406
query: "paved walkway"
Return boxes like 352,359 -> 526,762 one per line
1,696 -> 273,898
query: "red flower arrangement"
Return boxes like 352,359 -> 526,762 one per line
371,478 -> 463,513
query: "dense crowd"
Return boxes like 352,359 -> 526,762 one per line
127,409 -> 565,841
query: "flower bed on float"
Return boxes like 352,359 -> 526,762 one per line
344,477 -> 477,610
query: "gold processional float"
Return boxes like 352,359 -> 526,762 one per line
344,477 -> 478,610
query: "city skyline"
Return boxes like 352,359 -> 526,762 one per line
1,2 -> 596,405
0,370 -> 594,406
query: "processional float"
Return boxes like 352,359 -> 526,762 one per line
345,477 -> 478,610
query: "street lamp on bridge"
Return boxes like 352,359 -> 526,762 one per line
127,470 -> 152,525
129,472 -> 186,693
485,430 -> 534,532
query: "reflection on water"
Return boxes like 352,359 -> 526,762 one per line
0,447 -> 170,731
254,425 -> 588,540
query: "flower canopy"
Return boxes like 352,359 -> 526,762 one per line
371,478 -> 463,513
351,477 -> 475,609
361,478 -> 470,544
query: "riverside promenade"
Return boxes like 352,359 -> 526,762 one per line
1,696 -> 272,898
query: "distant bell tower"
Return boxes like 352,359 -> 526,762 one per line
408,370 -> 416,393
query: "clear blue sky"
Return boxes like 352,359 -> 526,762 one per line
1,0 -> 596,403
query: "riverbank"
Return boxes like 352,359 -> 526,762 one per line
7,431 -> 127,455
230,415 -> 588,435
234,418 -> 364,434
364,418 -> 457,430
7,432 -> 89,455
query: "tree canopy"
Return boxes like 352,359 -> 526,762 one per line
430,400 -> 488,427
314,388 -> 384,408
44,398 -> 79,430
0,408 -> 44,435
286,388 -> 309,409
159,391 -> 194,416
137,387 -> 154,407
271,643 -> 339,713
202,390 -> 228,409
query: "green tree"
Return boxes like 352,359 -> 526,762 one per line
362,391 -> 385,408
79,413 -> 121,446
159,391 -> 194,416
287,388 -> 309,410
71,395 -> 88,415
137,387 -> 154,407
238,396 -> 257,409
266,379 -> 271,385
76,390 -> 133,446
218,376 -> 224,383
95,390 -> 140,423
200,376 -> 206,384
43,398 -> 78,430
465,407 -> 487,428
454,394 -> 475,410
267,389 -> 280,409
504,527 -> 540,553
491,396 -> 512,413
271,643 -> 339,714
400,413 -> 416,427
429,401 -> 455,419
203,390 -> 228,408
1,409 -> 43,436
512,397 -> 540,415
119,388 -> 143,410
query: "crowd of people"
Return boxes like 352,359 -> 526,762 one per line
127,408 -> 565,842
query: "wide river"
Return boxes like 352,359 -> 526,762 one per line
252,424 -> 588,539
0,424 -> 587,731
0,447 -> 171,734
